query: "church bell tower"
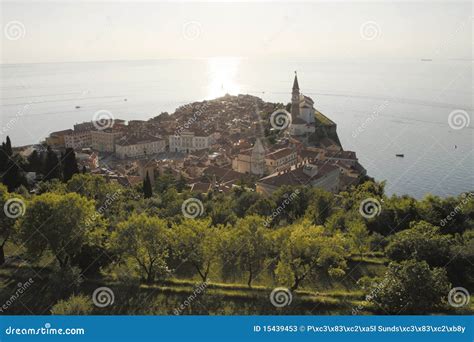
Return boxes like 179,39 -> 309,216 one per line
291,71 -> 300,119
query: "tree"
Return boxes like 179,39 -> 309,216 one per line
143,172 -> 153,199
17,192 -> 105,270
305,188 -> 334,225
172,218 -> 220,282
110,213 -> 171,283
222,215 -> 270,287
385,221 -> 452,267
5,136 -> 12,156
62,148 -> 79,182
65,173 -> 124,219
275,224 -> 347,290
347,220 -> 371,257
0,184 -> 24,264
43,146 -> 61,181
0,143 -> 7,172
2,155 -> 25,192
27,150 -> 42,173
371,260 -> 450,314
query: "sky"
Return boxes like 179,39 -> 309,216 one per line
0,0 -> 472,63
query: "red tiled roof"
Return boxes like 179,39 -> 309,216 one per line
258,161 -> 339,187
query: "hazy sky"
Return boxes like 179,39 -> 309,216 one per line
1,1 -> 472,63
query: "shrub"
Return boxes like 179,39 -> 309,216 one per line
371,259 -> 450,314
50,294 -> 93,315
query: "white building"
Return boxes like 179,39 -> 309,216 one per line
116,137 -> 166,159
169,130 -> 211,153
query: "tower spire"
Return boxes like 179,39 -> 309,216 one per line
291,71 -> 300,119
292,71 -> 299,91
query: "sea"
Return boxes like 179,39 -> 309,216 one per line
0,58 -> 472,199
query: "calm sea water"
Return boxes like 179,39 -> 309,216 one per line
0,58 -> 472,198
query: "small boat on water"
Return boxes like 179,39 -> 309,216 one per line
421,59 -> 432,62
75,105 -> 81,109
396,154 -> 404,157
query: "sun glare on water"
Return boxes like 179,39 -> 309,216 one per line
206,57 -> 241,99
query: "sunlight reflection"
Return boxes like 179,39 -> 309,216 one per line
206,57 -> 241,99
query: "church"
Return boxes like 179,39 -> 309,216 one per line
288,73 -> 317,136
231,73 -> 321,176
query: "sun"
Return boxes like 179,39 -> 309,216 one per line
206,57 -> 241,99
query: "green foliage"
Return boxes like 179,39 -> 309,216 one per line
62,148 -> 79,182
49,265 -> 84,298
275,224 -> 347,290
347,220 -> 372,257
143,172 -> 153,199
43,146 -> 61,181
371,260 -> 450,314
50,294 -> 93,315
0,184 -> 24,264
110,213 -> 172,283
171,218 -> 220,282
386,221 -> 452,266
17,192 -> 106,269
221,215 -> 270,287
